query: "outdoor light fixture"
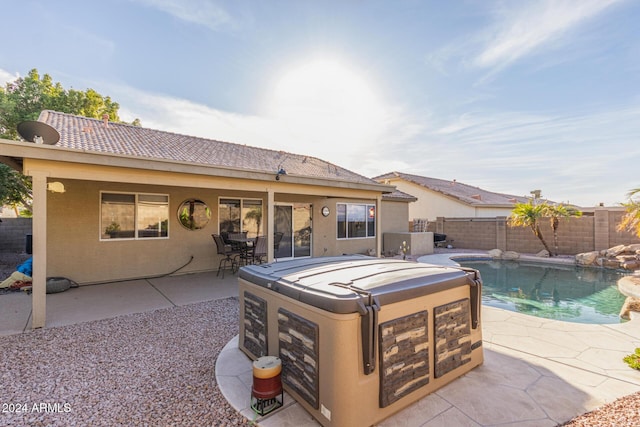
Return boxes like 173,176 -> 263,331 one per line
47,182 -> 66,193
275,168 -> 287,181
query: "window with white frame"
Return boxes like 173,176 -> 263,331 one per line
101,192 -> 169,240
337,203 -> 376,239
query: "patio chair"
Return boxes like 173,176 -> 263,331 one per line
212,234 -> 240,279
250,235 -> 267,264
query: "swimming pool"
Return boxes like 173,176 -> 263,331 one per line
457,259 -> 629,324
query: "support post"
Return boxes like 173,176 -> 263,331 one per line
376,195 -> 382,257
267,189 -> 275,262
31,172 -> 47,328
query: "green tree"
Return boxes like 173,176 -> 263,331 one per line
543,204 -> 583,256
0,165 -> 31,216
508,201 -> 553,255
617,188 -> 640,238
0,68 -> 139,213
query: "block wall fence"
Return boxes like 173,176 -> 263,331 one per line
419,209 -> 640,255
0,218 -> 32,253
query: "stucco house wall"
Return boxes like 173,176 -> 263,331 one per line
45,179 -> 388,283
380,199 -> 411,234
395,181 -> 476,219
375,173 -> 524,221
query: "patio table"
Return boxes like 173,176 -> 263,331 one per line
228,237 -> 256,267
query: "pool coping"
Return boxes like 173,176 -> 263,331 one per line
417,251 -> 578,267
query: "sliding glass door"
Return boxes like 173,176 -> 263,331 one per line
274,203 -> 312,259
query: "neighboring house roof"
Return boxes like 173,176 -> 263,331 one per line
37,110 -> 380,186
373,171 -> 531,207
382,188 -> 418,202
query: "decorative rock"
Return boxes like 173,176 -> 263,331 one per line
603,259 -> 621,269
576,251 -> 598,266
618,275 -> 640,319
578,244 -> 640,270
502,251 -> 520,260
619,297 -> 640,320
606,245 -> 627,257
488,249 -> 503,259
535,249 -> 550,258
621,261 -> 640,270
625,243 -> 640,253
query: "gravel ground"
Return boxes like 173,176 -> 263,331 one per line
559,391 -> 640,426
0,297 -> 248,426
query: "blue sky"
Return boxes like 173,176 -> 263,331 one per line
1,0 -> 638,207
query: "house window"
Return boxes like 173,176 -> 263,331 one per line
337,203 -> 376,239
219,198 -> 263,237
101,192 -> 169,240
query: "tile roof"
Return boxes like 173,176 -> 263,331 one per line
38,110 -> 378,185
373,171 -> 530,206
382,188 -> 418,202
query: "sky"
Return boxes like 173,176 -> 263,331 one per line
1,0 -> 638,207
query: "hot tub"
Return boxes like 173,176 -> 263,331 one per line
238,255 -> 483,427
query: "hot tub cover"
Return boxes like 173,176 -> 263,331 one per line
239,255 -> 481,316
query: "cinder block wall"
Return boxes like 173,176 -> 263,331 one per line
505,216 -> 595,254
609,210 -> 639,247
427,211 -> 640,255
437,218 -> 497,250
0,218 -> 33,253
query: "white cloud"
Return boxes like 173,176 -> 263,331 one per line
0,69 -> 20,86
475,0 -> 620,71
131,0 -> 234,31
427,0 -> 622,79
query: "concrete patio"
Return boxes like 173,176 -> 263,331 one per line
1,254 -> 640,426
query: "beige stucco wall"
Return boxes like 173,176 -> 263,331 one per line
47,179 -> 223,282
380,200 -> 410,234
44,179 -> 399,283
385,180 -> 513,220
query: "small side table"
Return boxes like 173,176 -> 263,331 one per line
250,356 -> 284,416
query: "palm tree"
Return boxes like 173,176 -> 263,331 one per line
543,204 -> 582,256
508,201 -> 553,255
243,207 -> 263,236
617,188 -> 640,238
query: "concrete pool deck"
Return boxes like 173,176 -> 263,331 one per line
217,252 -> 640,426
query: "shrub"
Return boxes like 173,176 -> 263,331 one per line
623,348 -> 640,370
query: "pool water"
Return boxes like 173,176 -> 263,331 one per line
458,259 -> 629,324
